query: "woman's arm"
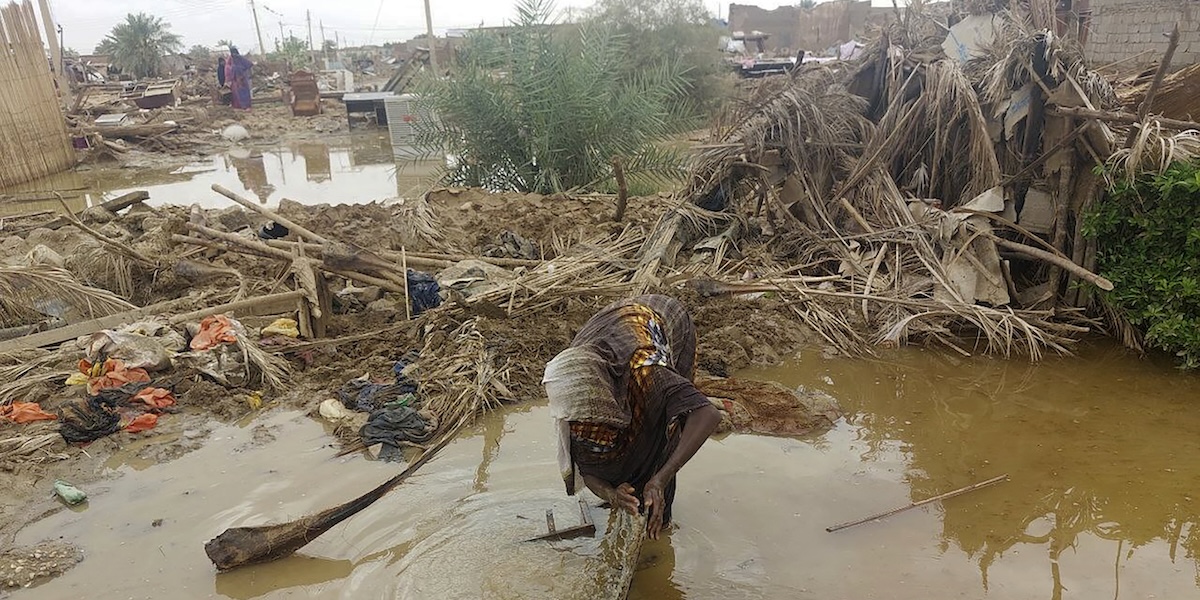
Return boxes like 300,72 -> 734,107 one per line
643,403 -> 721,539
583,473 -> 639,515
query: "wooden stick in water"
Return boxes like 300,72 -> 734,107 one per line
825,474 -> 1009,533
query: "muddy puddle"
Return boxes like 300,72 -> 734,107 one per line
0,133 -> 441,216
13,340 -> 1199,599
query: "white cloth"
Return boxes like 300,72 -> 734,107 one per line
543,346 -> 628,495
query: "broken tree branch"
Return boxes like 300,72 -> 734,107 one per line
1125,24 -> 1180,149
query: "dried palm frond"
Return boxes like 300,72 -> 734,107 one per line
1108,121 -> 1200,179
685,67 -> 872,214
879,59 -> 1001,207
0,265 -> 136,328
231,328 -> 289,391
414,318 -> 510,436
399,194 -> 448,250
0,422 -> 68,468
0,371 -> 71,406
66,243 -> 135,299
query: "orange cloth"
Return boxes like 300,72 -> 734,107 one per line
0,402 -> 57,424
124,413 -> 158,433
81,358 -> 151,396
190,314 -> 238,351
131,387 -> 176,410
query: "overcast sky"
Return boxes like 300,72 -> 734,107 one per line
49,0 -> 810,55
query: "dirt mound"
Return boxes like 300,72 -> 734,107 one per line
697,376 -> 841,437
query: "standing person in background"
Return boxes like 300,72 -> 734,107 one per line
217,55 -> 227,88
228,47 -> 253,110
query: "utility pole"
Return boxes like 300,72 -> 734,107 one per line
36,0 -> 69,106
306,10 -> 315,65
248,0 -> 267,56
320,20 -> 328,66
423,0 -> 438,74
278,20 -> 285,50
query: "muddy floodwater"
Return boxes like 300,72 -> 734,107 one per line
0,133 -> 441,216
11,340 -> 1197,599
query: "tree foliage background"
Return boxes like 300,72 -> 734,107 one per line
415,0 -> 697,194
583,0 -> 727,116
95,13 -> 183,78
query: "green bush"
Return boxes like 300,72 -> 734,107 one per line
415,0 -> 693,194
1084,163 -> 1200,369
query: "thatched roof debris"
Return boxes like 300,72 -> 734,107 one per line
652,0 -> 1186,358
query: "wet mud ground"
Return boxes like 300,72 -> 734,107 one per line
8,340 -> 1199,600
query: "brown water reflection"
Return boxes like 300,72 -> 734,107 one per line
10,341 -> 1198,599
0,133 -> 441,215
743,341 -> 1200,599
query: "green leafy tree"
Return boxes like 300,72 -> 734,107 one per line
323,39 -> 337,53
799,0 -> 818,9
272,35 -> 310,68
216,39 -> 234,50
415,0 -> 692,194
95,13 -> 183,78
187,44 -> 211,63
584,0 -> 728,116
1084,162 -> 1200,369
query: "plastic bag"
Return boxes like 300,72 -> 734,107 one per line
54,480 -> 87,505
124,413 -> 158,433
190,315 -> 239,350
131,387 -> 176,410
0,402 -> 57,424
80,358 -> 150,396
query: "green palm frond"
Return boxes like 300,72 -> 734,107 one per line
415,0 -> 692,194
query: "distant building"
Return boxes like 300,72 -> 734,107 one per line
728,0 -> 895,55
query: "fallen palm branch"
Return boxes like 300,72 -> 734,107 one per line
205,319 -> 508,570
0,265 -> 137,328
204,422 -> 465,571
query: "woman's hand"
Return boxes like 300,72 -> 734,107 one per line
643,476 -> 666,540
609,482 -> 640,515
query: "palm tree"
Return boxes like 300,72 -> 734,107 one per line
95,13 -> 183,78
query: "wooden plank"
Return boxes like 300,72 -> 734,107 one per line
0,291 -> 306,353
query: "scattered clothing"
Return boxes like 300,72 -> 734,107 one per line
123,413 -> 158,433
359,406 -> 437,462
59,397 -> 121,444
131,387 -> 176,410
191,314 -> 239,350
0,402 -> 57,424
544,295 -> 710,524
257,221 -> 289,239
407,270 -> 442,316
80,358 -> 151,396
337,357 -> 419,412
261,318 -> 300,339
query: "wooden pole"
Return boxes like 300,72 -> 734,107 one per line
1049,106 -> 1200,131
826,474 -> 1009,533
249,0 -> 267,56
36,0 -> 69,107
1124,24 -> 1180,149
423,0 -> 439,74
611,156 -> 629,222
